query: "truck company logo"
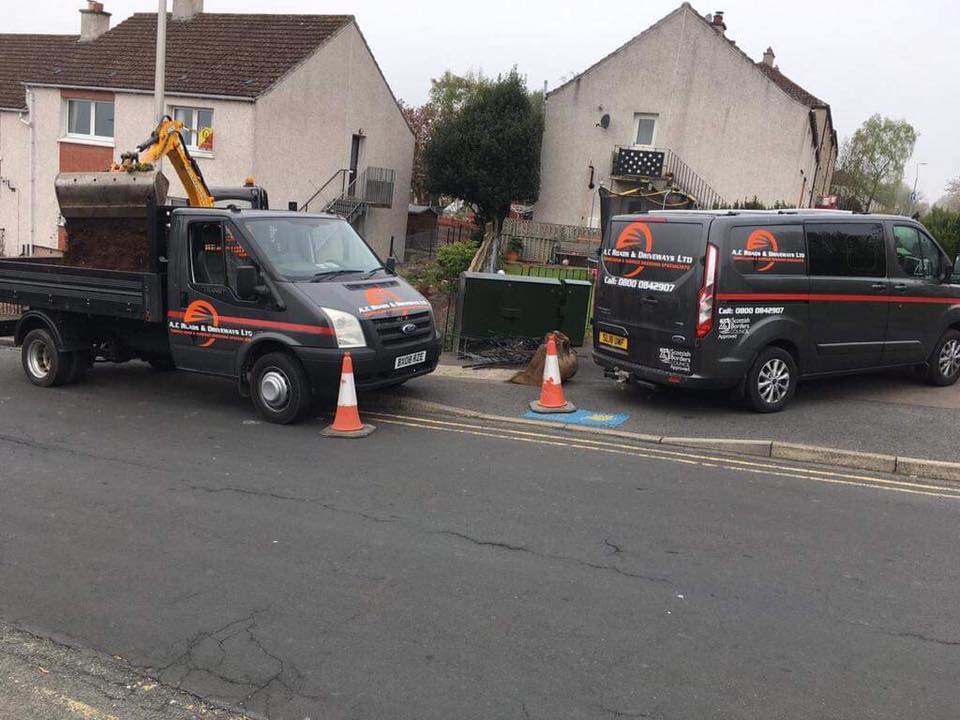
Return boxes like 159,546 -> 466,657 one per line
168,300 -> 255,347
358,286 -> 431,317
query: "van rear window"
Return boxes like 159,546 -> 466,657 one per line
730,225 -> 806,275
807,223 -> 885,278
602,220 -> 701,286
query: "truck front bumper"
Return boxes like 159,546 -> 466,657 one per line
295,337 -> 442,392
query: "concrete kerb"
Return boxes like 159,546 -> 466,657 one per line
366,394 -> 960,485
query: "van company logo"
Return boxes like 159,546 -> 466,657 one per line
746,229 -> 779,272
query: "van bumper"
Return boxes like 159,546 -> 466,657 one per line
592,349 -> 742,390
295,338 -> 441,391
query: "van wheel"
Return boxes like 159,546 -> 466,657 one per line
926,330 -> 960,387
21,329 -> 72,387
745,347 -> 797,413
250,352 -> 312,424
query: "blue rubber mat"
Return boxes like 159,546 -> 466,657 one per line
524,409 -> 630,428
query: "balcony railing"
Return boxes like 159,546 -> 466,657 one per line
612,146 -> 726,210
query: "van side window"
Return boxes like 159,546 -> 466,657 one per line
730,226 -> 806,275
894,225 -> 940,279
189,222 -> 226,286
806,223 -> 885,278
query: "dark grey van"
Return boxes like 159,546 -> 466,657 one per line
593,210 -> 960,412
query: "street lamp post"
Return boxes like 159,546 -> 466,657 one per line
154,0 -> 167,122
911,162 -> 928,213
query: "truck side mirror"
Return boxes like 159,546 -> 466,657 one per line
235,264 -> 260,300
385,256 -> 397,274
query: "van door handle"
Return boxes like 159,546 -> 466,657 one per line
870,283 -> 886,290
641,295 -> 659,305
893,284 -> 908,292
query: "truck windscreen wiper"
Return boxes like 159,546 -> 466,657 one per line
309,269 -> 366,282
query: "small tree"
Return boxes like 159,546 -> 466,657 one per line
939,177 -> 960,212
424,69 -> 544,230
922,206 -> 960,258
834,115 -> 918,212
427,70 -> 490,121
399,101 -> 436,205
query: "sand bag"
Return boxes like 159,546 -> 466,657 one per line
509,331 -> 578,386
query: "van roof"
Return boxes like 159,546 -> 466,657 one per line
612,209 -> 916,223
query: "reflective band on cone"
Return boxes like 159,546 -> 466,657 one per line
530,333 -> 576,414
322,353 -> 376,437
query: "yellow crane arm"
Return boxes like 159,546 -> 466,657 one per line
132,117 -> 214,208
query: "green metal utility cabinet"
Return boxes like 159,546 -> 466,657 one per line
457,272 -> 590,346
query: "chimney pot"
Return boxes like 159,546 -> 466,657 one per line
172,0 -> 203,21
711,10 -> 727,34
762,47 -> 776,67
79,1 -> 111,43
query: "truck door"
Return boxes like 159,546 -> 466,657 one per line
885,223 -> 952,364
168,218 -> 258,376
804,222 -> 889,372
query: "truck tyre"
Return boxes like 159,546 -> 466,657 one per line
926,329 -> 960,387
745,346 -> 797,413
250,352 -> 312,424
21,328 -> 73,387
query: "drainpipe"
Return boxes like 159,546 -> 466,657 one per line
155,0 -> 167,122
18,89 -> 34,256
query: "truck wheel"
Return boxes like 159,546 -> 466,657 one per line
745,346 -> 797,413
250,352 -> 312,424
926,329 -> 960,387
21,329 -> 72,387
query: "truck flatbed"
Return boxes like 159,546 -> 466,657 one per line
0,258 -> 163,322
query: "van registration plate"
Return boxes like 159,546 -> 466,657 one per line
395,350 -> 427,369
599,332 -> 628,350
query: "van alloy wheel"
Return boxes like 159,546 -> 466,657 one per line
757,358 -> 790,405
938,339 -> 960,378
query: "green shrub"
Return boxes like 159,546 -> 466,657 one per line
433,241 -> 479,284
922,207 -> 960,258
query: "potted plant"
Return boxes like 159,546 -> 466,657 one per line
505,237 -> 523,262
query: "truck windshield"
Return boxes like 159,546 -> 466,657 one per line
242,217 -> 382,281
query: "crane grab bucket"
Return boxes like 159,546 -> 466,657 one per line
55,169 -> 170,220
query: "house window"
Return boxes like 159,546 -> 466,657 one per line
633,113 -> 658,147
173,106 -> 214,152
67,99 -> 114,140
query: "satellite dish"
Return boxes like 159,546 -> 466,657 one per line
598,113 -> 611,129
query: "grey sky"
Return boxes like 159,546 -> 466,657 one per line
7,0 -> 958,201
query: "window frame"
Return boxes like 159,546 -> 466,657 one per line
632,113 -> 659,148
804,222 -> 887,279
65,99 -> 115,141
171,105 -> 215,154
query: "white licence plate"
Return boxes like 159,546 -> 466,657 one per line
395,350 -> 427,370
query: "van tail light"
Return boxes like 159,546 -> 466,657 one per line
696,243 -> 719,338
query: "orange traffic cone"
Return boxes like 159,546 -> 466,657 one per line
529,333 -> 576,414
321,353 -> 376,437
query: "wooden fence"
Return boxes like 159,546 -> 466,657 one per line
500,218 -> 601,264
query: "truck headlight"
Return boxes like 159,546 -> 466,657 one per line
321,308 -> 366,348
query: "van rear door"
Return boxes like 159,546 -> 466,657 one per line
594,216 -> 708,374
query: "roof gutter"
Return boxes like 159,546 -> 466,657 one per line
22,82 -> 256,104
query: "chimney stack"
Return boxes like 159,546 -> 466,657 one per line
762,47 -> 776,67
172,0 -> 203,21
710,10 -> 727,34
79,2 -> 110,43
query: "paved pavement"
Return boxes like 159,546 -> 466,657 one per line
418,346 -> 960,462
2,347 -> 960,718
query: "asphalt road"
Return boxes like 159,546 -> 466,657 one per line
1,347 -> 960,719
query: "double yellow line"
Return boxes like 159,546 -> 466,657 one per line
365,412 -> 960,501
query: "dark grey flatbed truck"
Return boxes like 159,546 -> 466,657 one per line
0,203 -> 440,424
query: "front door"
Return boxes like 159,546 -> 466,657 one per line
168,219 -> 261,375
805,222 -> 889,372
884,223 -> 951,364
348,134 -> 363,188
